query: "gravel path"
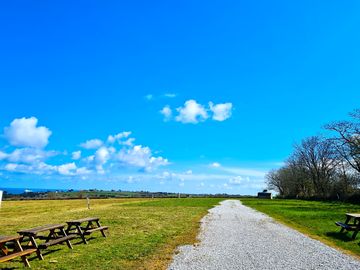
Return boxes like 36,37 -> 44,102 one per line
168,200 -> 360,270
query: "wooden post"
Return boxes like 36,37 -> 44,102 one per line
87,196 -> 90,210
0,190 -> 3,208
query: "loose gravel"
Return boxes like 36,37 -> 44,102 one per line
168,199 -> 360,270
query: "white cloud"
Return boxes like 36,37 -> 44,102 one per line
160,105 -> 172,121
210,162 -> 221,168
58,162 -> 77,176
175,100 -> 208,124
4,117 -> 52,148
4,163 -> 17,171
164,93 -> 177,98
80,139 -> 103,149
107,132 -> 132,144
117,145 -> 169,171
145,94 -> 153,101
95,147 -> 110,173
219,166 -> 267,178
72,151 -> 81,160
229,176 -> 249,185
120,138 -> 135,146
1,148 -> 57,164
209,102 -> 233,121
0,151 -> 8,160
163,100 -> 233,124
76,167 -> 92,175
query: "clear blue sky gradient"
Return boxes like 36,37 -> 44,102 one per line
1,1 -> 360,194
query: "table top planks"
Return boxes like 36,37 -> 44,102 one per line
18,224 -> 65,235
66,217 -> 99,224
346,213 -> 360,219
0,235 -> 22,243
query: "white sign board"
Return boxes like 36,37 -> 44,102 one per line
0,190 -> 3,207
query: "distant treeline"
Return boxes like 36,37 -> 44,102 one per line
267,109 -> 360,203
3,189 -> 248,200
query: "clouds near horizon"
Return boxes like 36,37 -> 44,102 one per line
0,117 -> 169,178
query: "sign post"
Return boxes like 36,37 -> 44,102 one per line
0,190 -> 3,208
87,196 -> 90,210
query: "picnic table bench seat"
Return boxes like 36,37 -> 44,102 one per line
0,248 -> 37,263
0,235 -> 37,267
18,223 -> 75,260
38,234 -> 77,249
335,222 -> 358,231
336,213 -> 360,240
66,217 -> 108,244
83,226 -> 109,235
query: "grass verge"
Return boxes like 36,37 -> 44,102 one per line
0,198 -> 223,269
240,198 -> 360,258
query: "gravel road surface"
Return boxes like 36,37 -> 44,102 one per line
168,200 -> 360,270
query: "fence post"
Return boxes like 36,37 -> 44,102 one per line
0,190 -> 3,208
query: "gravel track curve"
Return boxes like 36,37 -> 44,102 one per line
168,200 -> 360,270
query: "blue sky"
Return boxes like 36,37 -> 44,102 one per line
1,1 -> 360,194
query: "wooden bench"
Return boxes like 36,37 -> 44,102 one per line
38,234 -> 77,249
66,217 -> 108,244
18,224 -> 75,260
0,235 -> 37,267
335,213 -> 360,239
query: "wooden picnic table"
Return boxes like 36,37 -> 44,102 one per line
18,224 -> 76,260
66,217 -> 108,244
335,213 -> 360,239
0,235 -> 37,267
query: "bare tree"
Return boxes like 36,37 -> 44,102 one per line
325,109 -> 360,174
291,136 -> 339,198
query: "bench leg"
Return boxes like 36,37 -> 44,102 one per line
77,225 -> 88,244
60,228 -> 73,249
352,230 -> 359,240
29,236 -> 43,260
21,256 -> 31,267
15,239 -> 31,267
96,220 -> 107,237
341,216 -> 351,233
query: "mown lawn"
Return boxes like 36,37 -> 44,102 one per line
240,198 -> 360,258
0,198 -> 223,269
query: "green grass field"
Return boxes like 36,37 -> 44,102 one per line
240,198 -> 360,258
0,198 -> 223,269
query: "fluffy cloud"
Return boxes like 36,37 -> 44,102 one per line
1,119 -> 170,178
107,132 -> 131,144
117,145 -> 169,171
0,148 -> 57,164
209,102 -> 233,121
162,100 -> 233,124
0,151 -> 8,160
175,100 -> 208,124
95,147 -> 110,173
72,151 -> 81,160
164,93 -> 177,98
80,139 -> 103,149
4,117 -> 52,148
229,176 -> 249,185
160,105 -> 172,121
58,162 -> 77,176
210,162 -> 221,168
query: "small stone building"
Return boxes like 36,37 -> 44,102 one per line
257,189 -> 272,199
